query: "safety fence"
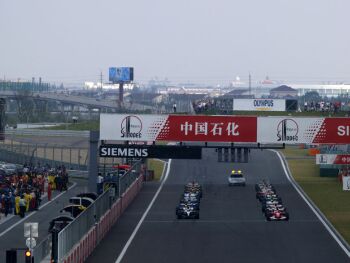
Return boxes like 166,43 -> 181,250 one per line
5,129 -> 90,138
33,235 -> 51,263
0,141 -> 123,171
0,142 -> 88,170
61,175 -> 144,263
56,162 -> 144,262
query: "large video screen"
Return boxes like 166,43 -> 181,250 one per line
109,67 -> 134,82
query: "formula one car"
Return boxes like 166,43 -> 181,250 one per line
255,182 -> 275,193
259,194 -> 282,204
265,210 -> 289,221
182,191 -> 200,201
184,182 -> 202,198
228,170 -> 246,186
176,204 -> 199,219
263,204 -> 286,214
177,198 -> 200,210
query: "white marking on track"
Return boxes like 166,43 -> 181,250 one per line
272,150 -> 350,257
0,182 -> 77,237
115,159 -> 172,263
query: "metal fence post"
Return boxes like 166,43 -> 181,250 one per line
52,146 -> 56,163
60,147 -> 63,163
88,131 -> 99,192
51,227 -> 59,263
44,144 -> 47,160
69,148 -> 72,168
10,135 -> 13,151
78,148 -> 81,169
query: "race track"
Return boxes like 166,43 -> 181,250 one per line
87,149 -> 349,263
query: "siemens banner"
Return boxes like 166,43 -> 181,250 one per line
233,99 -> 286,111
100,145 -> 202,159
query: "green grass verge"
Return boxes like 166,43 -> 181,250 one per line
282,147 -> 350,243
147,159 -> 165,181
280,146 -> 309,157
40,121 -> 99,131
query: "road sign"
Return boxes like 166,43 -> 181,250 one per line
24,222 -> 38,238
26,237 -> 36,249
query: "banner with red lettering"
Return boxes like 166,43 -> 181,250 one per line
100,114 -> 350,144
100,114 -> 257,142
257,117 -> 350,144
316,154 -> 350,165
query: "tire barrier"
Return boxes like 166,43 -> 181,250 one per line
62,175 -> 144,263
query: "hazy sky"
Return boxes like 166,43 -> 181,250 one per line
0,0 -> 349,86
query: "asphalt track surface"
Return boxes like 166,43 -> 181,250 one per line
0,179 -> 88,263
87,149 -> 349,263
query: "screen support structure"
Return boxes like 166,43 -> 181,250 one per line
118,82 -> 124,109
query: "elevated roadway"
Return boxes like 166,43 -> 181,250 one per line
0,91 -> 154,112
87,149 -> 349,263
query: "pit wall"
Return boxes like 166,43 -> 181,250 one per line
62,175 -> 144,263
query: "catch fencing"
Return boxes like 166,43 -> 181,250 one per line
5,129 -> 90,138
33,235 -> 51,263
57,161 -> 143,262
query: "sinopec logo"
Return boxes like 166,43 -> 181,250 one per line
121,116 -> 142,138
277,119 -> 298,142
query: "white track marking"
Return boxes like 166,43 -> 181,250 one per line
272,150 -> 350,257
0,182 -> 77,237
115,159 -> 172,263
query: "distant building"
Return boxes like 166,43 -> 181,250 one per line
84,82 -> 133,90
0,80 -> 51,92
270,85 -> 298,98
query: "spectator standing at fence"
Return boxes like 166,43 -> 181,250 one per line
34,188 -> 41,209
97,173 -> 104,195
19,195 -> 26,218
15,195 -> 20,215
48,182 -> 52,201
4,195 -> 10,217
8,192 -> 14,214
24,192 -> 31,212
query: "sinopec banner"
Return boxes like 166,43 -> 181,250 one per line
233,99 -> 286,111
100,114 -> 350,144
100,114 -> 257,142
316,154 -> 350,165
257,117 -> 350,144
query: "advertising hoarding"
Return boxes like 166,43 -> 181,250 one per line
316,154 -> 350,165
257,117 -> 350,144
99,145 -> 202,159
233,99 -> 286,111
100,114 -> 257,143
100,114 -> 350,144
109,67 -> 134,82
343,176 -> 350,191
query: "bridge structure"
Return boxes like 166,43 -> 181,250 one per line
0,90 -> 155,116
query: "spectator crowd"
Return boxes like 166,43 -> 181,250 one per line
303,101 -> 343,114
0,163 -> 69,219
